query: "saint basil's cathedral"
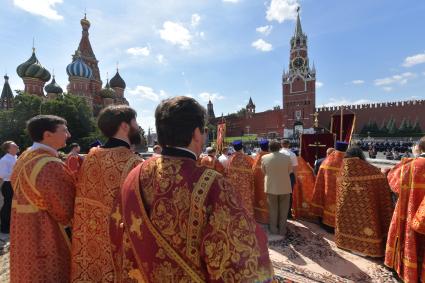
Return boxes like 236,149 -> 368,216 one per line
0,14 -> 128,115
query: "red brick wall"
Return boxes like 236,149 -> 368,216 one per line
316,100 -> 425,134
216,109 -> 284,138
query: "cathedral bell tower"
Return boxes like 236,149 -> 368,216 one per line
282,7 -> 316,136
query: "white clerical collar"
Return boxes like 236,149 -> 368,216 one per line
173,146 -> 198,160
30,142 -> 58,157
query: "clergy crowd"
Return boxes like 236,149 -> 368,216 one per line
0,95 -> 424,282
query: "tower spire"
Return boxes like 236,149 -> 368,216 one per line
295,6 -> 303,36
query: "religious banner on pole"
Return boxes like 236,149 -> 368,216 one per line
217,122 -> 226,153
330,107 -> 356,143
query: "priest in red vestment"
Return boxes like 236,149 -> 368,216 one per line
10,115 -> 76,283
385,137 -> 425,283
226,140 -> 255,216
109,96 -> 274,282
200,146 -> 225,174
310,141 -> 348,228
335,147 -> 393,257
252,139 -> 270,224
291,156 -> 316,220
65,142 -> 84,177
70,106 -> 143,283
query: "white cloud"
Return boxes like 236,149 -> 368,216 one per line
156,54 -> 165,64
351,80 -> 365,85
198,92 -> 225,102
128,85 -> 168,101
374,72 -> 416,86
319,98 -> 371,107
256,25 -> 273,36
266,0 -> 299,23
159,21 -> 192,49
402,51 -> 425,67
126,47 -> 150,56
14,0 -> 64,20
222,0 -> 240,3
191,13 -> 201,27
316,81 -> 323,88
383,87 -> 393,92
251,39 -> 273,52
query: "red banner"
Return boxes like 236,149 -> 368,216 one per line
331,111 -> 356,143
217,123 -> 226,153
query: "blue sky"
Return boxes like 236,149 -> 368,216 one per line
1,0 -> 425,131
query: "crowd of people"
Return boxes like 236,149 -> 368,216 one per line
355,139 -> 416,160
0,95 -> 424,283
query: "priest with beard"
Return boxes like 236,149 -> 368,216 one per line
70,105 -> 143,283
109,96 -> 273,282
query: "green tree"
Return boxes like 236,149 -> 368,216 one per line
236,108 -> 247,117
0,93 -> 100,152
379,119 -> 388,135
388,118 -> 397,135
412,118 -> 423,135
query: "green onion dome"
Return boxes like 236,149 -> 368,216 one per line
100,79 -> 115,98
44,76 -> 63,94
16,50 -> 51,82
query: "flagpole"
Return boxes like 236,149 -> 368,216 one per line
340,106 -> 343,141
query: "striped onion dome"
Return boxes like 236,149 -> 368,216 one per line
16,50 -> 51,82
66,52 -> 93,79
44,76 -> 63,94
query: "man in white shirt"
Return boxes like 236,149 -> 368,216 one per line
218,146 -> 230,168
0,141 -> 19,234
279,140 -> 298,173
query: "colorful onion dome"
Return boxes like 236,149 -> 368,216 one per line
66,51 -> 93,79
44,76 -> 63,94
16,49 -> 51,82
109,70 -> 126,89
100,79 -> 115,98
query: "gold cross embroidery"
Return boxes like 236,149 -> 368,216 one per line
130,212 -> 143,238
111,206 -> 121,228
